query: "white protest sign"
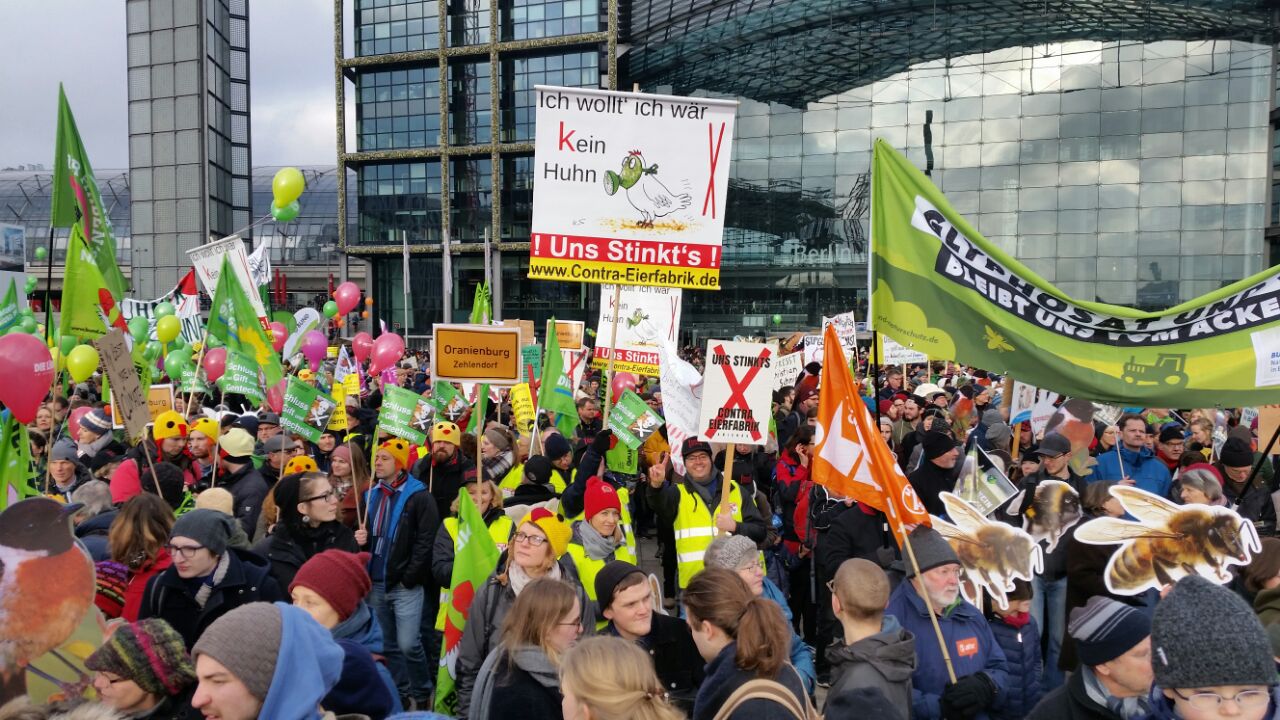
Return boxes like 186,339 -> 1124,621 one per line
186,235 -> 267,319
1009,381 -> 1038,425
698,340 -> 775,446
774,352 -> 804,390
822,311 -> 859,339
803,333 -> 857,366
591,284 -> 682,376
878,335 -> 927,365
529,85 -> 738,290
1029,393 -> 1061,436
563,347 -> 589,394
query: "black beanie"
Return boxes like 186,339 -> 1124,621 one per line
922,431 -> 956,461
523,455 -> 554,487
905,526 -> 959,577
1219,437 -> 1254,469
594,560 -> 645,611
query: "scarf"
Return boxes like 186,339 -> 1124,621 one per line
576,520 -> 620,561
193,552 -> 231,609
78,431 -> 114,458
1082,666 -> 1151,720
484,450 -> 514,481
508,558 -> 561,596
999,611 -> 1032,629
470,646 -> 559,720
369,473 -> 406,556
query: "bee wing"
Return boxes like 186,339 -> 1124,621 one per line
932,517 -> 984,548
940,492 -> 989,533
1074,517 -> 1180,545
1111,485 -> 1181,524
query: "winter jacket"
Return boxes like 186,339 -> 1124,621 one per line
692,642 -> 809,720
762,577 -> 817,696
639,468 -> 768,544
81,438 -> 127,475
260,603 -> 348,720
909,459 -> 957,517
74,510 -> 117,563
1087,444 -> 1171,497
109,442 -> 199,505
1256,584 -> 1280,626
1061,514 -> 1144,672
471,648 -> 563,720
454,552 -> 595,718
360,473 -> 440,589
431,506 -> 510,588
988,613 -> 1044,720
325,638 -> 397,720
122,550 -> 171,622
138,547 -> 284,649
716,447 -> 775,500
814,499 -> 897,584
330,601 -> 402,717
1025,669 -> 1122,720
218,462 -> 271,537
775,448 -> 811,548
885,581 -> 1010,720
46,462 -> 96,503
1219,469 -> 1278,536
824,616 -> 916,716
606,612 -> 705,714
411,447 -> 467,516
260,521 -> 360,591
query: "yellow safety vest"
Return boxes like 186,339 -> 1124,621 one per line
674,480 -> 745,589
565,486 -> 636,560
565,530 -> 638,630
497,463 -> 567,499
435,514 -> 513,631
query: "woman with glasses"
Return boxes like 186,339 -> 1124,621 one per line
257,471 -> 359,589
455,507 -> 594,719
138,509 -> 284,649
469,577 -> 583,720
85,618 -> 197,719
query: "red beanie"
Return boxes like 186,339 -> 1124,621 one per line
584,476 -> 622,520
289,550 -> 372,622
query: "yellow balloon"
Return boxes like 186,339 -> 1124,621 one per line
48,346 -> 64,373
66,345 -> 100,383
156,315 -> 181,344
272,167 -> 306,206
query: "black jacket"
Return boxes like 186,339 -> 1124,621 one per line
908,460 -> 955,517
815,500 -> 897,586
1026,670 -> 1122,720
1219,470 -> 1278,537
639,469 -> 768,545
360,478 -> 440,589
608,613 -> 705,714
715,448 -> 775,500
692,642 -> 809,720
411,450 -> 466,520
218,463 -> 270,537
138,547 -> 284,649
484,652 -> 563,720
259,520 -> 360,590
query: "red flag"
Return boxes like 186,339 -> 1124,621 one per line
811,325 -> 930,543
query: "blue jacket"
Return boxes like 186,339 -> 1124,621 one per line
885,581 -> 1010,720
762,578 -> 817,696
260,603 -> 346,720
988,614 -> 1044,720
331,601 -> 403,716
1087,445 -> 1171,497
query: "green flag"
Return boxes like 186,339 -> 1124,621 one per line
465,387 -> 489,435
378,385 -> 433,445
218,351 -> 265,406
435,490 -> 500,716
52,85 -> 128,298
208,257 -> 284,387
60,224 -> 123,341
281,376 -> 338,444
428,381 -> 467,420
466,282 -> 492,433
539,319 -> 579,437
0,416 -> 37,509
0,280 -> 19,334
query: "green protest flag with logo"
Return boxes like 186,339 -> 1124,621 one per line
607,390 -> 664,449
871,138 -> 1280,406
429,381 -> 467,421
0,416 -> 37,510
281,376 -> 338,444
465,387 -> 489,435
435,489 -> 500,716
0,280 -> 19,334
208,256 -> 284,386
218,351 -> 265,405
52,85 -> 128,298
379,385 -> 432,445
60,224 -> 122,341
539,318 -> 579,438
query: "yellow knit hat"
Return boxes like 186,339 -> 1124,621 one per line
378,438 -> 411,469
152,411 -> 188,442
517,507 -> 571,558
432,421 -> 461,447
190,418 -> 221,440
284,456 -> 319,475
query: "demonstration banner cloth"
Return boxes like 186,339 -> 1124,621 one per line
871,139 -> 1280,406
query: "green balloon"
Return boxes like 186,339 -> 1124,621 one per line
23,277 -> 36,294
128,316 -> 150,343
206,334 -> 224,349
322,300 -> 339,318
20,317 -> 36,334
60,335 -> 77,355
20,308 -> 33,319
271,310 -> 298,335
34,246 -> 47,261
154,302 -> 176,318
772,314 -> 783,325
271,200 -> 300,223
164,350 -> 191,379
144,340 -> 163,362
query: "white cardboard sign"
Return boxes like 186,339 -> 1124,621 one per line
186,235 -> 268,319
698,340 -> 776,446
591,284 -> 682,376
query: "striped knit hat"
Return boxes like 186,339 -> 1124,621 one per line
85,619 -> 196,696
1068,596 -> 1150,666
93,560 -> 130,620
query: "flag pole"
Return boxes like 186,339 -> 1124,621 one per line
871,332 -> 882,425
719,442 -> 736,536
43,226 -> 55,345
894,510 -> 958,683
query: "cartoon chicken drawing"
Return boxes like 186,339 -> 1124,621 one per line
604,151 -> 691,228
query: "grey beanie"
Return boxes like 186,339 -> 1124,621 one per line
170,509 -> 235,556
981,409 -> 1004,427
704,534 -> 760,571
192,602 -> 282,701
905,526 -> 960,578
986,422 -> 1012,445
1152,575 -> 1274,689
50,438 -> 78,463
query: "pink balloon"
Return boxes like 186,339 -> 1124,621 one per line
0,334 -> 56,423
202,347 -> 227,383
610,371 -> 638,404
269,322 -> 288,352
333,282 -> 362,316
68,406 -> 91,433
352,332 -> 374,365
265,379 -> 286,414
302,330 -> 328,365
368,332 -> 405,374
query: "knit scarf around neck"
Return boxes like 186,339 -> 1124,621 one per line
1082,666 -> 1151,720
484,450 -> 514,481
78,430 -> 114,458
576,520 -> 620,561
193,552 -> 231,608
508,557 -> 561,596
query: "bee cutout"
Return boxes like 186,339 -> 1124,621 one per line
933,492 -> 1044,610
1010,480 -> 1082,553
1073,486 -> 1260,595
984,325 -> 1014,352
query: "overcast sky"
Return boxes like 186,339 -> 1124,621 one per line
0,0 -> 338,170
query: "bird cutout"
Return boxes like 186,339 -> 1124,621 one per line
1074,485 -> 1260,596
625,308 -> 650,330
648,573 -> 668,616
983,325 -> 1014,352
1043,401 -> 1101,478
932,492 -> 1043,610
1009,479 -> 1082,553
604,151 -> 692,228
0,498 -> 95,704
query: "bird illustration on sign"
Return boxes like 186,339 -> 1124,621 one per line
604,151 -> 692,228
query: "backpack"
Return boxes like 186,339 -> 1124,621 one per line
711,676 -> 821,720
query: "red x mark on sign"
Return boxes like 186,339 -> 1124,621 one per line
705,343 -> 772,442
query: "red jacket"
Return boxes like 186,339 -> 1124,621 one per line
775,448 -> 812,552
122,549 -> 172,622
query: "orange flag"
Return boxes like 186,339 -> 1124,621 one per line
811,325 -> 931,543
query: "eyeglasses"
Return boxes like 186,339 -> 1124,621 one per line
557,617 -> 583,628
1170,689 -> 1271,710
164,544 -> 205,559
512,532 -> 548,547
302,489 -> 339,503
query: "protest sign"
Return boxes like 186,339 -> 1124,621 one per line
877,334 -> 927,365
108,384 -> 175,437
1259,406 -> 1280,451
954,447 -> 1017,516
520,345 -> 542,384
328,382 -> 348,431
283,307 -> 322,360
178,365 -> 209,395
698,340 -> 775,446
429,381 -> 468,421
822,311 -> 859,339
608,390 -> 665,449
379,385 -> 434,445
511,384 -> 535,433
501,319 -> 535,347
1009,381 -> 1037,425
555,320 -> 585,350
433,325 -> 521,385
218,351 -> 264,406
802,333 -> 857,366
562,348 -> 588,395
1093,403 -> 1124,427
187,235 -> 267,320
95,329 -> 150,440
774,352 -> 803,390
591,284 -> 682,375
528,85 -> 738,290
1029,393 -> 1060,437
281,376 -> 338,444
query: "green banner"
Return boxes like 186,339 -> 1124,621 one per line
218,351 -> 264,405
0,280 -> 18,334
428,381 -> 467,421
379,385 -> 433,445
435,490 -> 500,715
871,139 -> 1280,406
0,416 -> 36,510
60,224 -> 121,341
607,389 -> 665,449
179,365 -> 210,395
281,376 -> 338,444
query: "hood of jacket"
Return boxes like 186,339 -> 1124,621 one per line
260,602 -> 345,720
75,509 -> 118,538
331,601 -> 385,655
825,617 -> 917,684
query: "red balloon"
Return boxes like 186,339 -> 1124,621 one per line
269,322 -> 288,352
610,372 -> 638,404
202,347 -> 228,383
333,281 -> 362,316
68,406 -> 91,433
265,379 -> 286,414
0,334 -> 56,423
352,332 -> 374,365
368,332 -> 405,374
